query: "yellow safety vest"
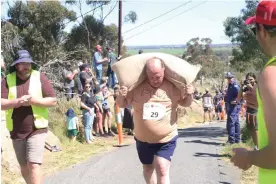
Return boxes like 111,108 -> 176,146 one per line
6,70 -> 49,131
257,57 -> 276,184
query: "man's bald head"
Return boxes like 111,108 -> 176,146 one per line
146,57 -> 165,72
145,57 -> 165,88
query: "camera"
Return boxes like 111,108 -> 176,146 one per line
243,79 -> 250,86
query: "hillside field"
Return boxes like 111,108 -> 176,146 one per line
126,47 -> 232,56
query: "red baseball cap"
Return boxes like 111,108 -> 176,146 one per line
95,45 -> 102,50
245,1 -> 276,26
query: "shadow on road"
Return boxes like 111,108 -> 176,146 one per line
178,126 -> 227,138
193,152 -> 231,158
219,182 -> 231,184
184,140 -> 223,146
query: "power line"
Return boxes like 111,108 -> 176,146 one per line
124,1 -> 207,41
122,0 -> 192,35
63,3 -> 104,26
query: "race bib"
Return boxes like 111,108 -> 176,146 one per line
143,102 -> 166,120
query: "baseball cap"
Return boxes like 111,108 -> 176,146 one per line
245,1 -> 276,26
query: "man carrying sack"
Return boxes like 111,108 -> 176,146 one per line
116,58 -> 194,184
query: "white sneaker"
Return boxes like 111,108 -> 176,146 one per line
90,137 -> 95,141
86,140 -> 92,144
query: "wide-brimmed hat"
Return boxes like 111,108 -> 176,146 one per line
65,108 -> 76,118
9,50 -> 38,73
11,50 -> 34,66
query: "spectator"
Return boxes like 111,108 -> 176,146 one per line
93,45 -> 109,84
225,72 -> 241,144
213,90 -> 223,121
94,85 -> 106,137
202,88 -> 213,122
63,62 -> 78,101
65,108 -> 79,142
76,61 -> 84,95
237,72 -> 258,150
1,50 -> 57,184
79,64 -> 96,93
101,85 -> 115,136
80,82 -> 99,144
106,47 -> 118,88
123,104 -> 134,135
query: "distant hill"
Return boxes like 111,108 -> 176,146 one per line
127,43 -> 235,50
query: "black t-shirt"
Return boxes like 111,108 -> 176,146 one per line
81,92 -> 97,108
79,72 -> 94,90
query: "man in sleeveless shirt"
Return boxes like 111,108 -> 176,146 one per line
231,1 -> 276,183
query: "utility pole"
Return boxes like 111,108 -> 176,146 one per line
118,0 -> 122,57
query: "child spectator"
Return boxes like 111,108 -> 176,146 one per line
65,108 -> 79,142
101,85 -> 115,136
94,85 -> 106,137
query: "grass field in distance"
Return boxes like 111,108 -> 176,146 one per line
126,47 -> 232,57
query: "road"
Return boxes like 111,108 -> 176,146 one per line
43,122 -> 241,184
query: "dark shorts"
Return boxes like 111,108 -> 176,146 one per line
215,105 -> 222,113
68,129 -> 78,137
135,136 -> 178,165
203,107 -> 211,112
246,107 -> 258,130
103,108 -> 110,114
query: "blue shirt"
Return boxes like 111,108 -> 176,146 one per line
66,116 -> 78,130
226,81 -> 240,104
93,51 -> 102,70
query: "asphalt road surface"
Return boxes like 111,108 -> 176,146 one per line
43,122 -> 241,184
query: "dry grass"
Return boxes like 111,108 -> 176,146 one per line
42,136 -> 134,177
222,143 -> 258,184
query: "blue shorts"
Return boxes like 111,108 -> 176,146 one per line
135,136 -> 178,165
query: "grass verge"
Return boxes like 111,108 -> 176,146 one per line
221,124 -> 258,184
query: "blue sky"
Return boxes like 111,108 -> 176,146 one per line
1,0 -> 246,46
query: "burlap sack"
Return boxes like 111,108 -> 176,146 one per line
112,52 -> 201,91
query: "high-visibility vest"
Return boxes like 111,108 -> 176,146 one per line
257,57 -> 276,184
6,70 -> 49,131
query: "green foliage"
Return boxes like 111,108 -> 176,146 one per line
224,0 -> 268,72
124,11 -> 138,24
182,37 -> 228,79
6,1 -> 76,64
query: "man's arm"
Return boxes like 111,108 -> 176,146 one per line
65,70 -> 77,81
1,98 -> 20,110
94,53 -> 108,64
29,73 -> 57,108
29,97 -> 56,108
178,84 -> 194,107
178,94 -> 193,107
115,89 -> 133,108
248,66 -> 276,169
